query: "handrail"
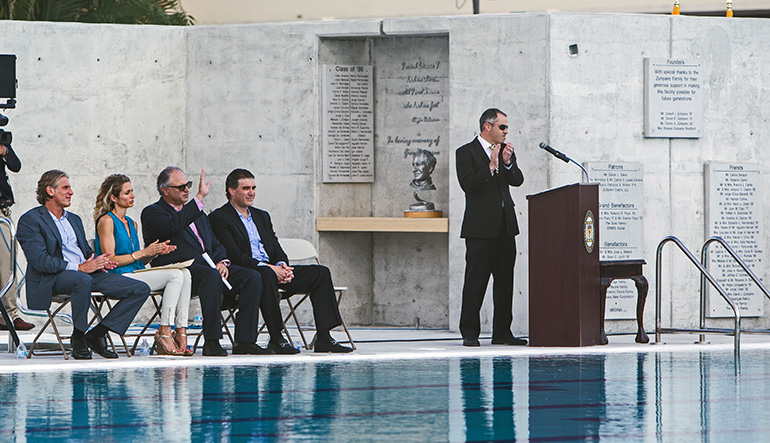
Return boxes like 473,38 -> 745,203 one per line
0,216 -> 19,350
655,236 -> 741,351
700,236 -> 770,341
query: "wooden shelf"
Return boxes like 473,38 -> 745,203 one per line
316,217 -> 449,233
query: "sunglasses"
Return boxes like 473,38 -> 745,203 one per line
487,122 -> 508,131
165,181 -> 193,191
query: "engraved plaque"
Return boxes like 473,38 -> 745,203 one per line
705,163 -> 763,317
644,58 -> 704,138
322,65 -> 374,182
588,162 -> 644,320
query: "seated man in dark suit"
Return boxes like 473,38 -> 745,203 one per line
209,168 -> 352,353
141,166 -> 295,356
16,170 -> 150,359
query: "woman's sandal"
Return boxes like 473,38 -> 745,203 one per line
154,331 -> 184,356
172,330 -> 194,357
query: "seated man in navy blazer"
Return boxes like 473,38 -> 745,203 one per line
17,170 -> 150,359
209,168 -> 352,353
141,167 -> 295,356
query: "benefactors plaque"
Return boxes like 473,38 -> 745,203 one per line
705,163 -> 763,317
644,58 -> 704,138
588,162 -> 644,319
322,65 -> 374,183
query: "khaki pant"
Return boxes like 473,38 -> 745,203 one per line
0,216 -> 18,324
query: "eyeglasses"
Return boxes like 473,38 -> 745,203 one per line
486,122 -> 508,131
164,181 -> 193,191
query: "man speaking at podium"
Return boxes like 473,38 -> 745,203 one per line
456,108 -> 527,347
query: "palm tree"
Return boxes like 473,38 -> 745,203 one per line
0,0 -> 194,25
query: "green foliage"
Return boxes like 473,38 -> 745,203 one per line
0,0 -> 195,25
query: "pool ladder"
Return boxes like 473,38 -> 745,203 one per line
655,236 -> 770,352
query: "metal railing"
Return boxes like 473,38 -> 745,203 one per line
655,236 -> 741,351
699,236 -> 770,340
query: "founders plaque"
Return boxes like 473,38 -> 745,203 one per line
588,162 -> 644,320
322,65 -> 374,183
705,162 -> 763,317
643,58 -> 704,138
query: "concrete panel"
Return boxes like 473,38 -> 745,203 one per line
372,233 -> 449,327
447,14 -> 550,336
1,21 -> 185,230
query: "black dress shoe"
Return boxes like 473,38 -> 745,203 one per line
232,342 -> 274,355
86,332 -> 119,359
491,336 -> 528,346
462,338 -> 481,347
268,339 -> 300,355
314,337 -> 353,353
70,335 -> 92,360
202,341 -> 229,356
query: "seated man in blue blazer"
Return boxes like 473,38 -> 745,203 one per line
141,167 -> 294,356
17,170 -> 150,359
209,168 -> 352,353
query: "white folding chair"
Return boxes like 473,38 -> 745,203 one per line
260,238 -> 356,350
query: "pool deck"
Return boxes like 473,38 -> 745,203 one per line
1,326 -> 768,373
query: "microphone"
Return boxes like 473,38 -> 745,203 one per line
538,142 -> 591,182
539,142 -> 569,163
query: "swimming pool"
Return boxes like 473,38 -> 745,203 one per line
0,349 -> 767,441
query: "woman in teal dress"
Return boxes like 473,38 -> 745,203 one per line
94,174 -> 193,356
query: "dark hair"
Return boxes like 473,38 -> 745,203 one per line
156,166 -> 183,196
225,168 -> 255,200
479,108 -> 506,132
94,174 -> 131,223
36,170 -> 68,204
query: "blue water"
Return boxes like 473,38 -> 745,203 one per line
1,350 -> 768,441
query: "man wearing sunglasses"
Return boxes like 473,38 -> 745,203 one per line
141,166 -> 270,357
455,108 -> 527,347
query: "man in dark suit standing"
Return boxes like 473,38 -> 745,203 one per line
17,170 -> 150,359
141,167 -> 285,356
456,108 -> 527,347
209,168 -> 352,353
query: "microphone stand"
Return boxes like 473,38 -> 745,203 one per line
540,143 -> 591,182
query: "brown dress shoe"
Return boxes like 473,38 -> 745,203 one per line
13,318 -> 35,331
0,318 -> 35,331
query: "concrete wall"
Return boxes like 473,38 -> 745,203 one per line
3,12 -> 770,335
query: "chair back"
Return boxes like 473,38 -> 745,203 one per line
279,238 -> 318,263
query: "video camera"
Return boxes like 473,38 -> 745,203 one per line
0,54 -> 17,146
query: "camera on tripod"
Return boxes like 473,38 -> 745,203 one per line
0,54 -> 17,146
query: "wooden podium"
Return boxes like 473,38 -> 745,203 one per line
527,183 -> 602,347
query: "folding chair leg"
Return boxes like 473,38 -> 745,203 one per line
28,302 -> 70,359
93,298 -> 131,357
130,294 -> 163,355
285,294 -> 311,350
336,290 -> 356,350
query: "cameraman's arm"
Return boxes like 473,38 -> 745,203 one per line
0,144 -> 20,173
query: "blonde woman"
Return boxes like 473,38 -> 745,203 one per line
94,174 -> 193,356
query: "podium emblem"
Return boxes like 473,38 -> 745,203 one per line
583,210 -> 595,253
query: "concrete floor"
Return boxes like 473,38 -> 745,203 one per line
1,325 -> 767,373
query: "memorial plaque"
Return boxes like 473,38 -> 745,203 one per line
372,37 -> 449,215
705,163 -> 763,317
322,65 -> 374,182
587,162 -> 644,320
643,58 -> 704,138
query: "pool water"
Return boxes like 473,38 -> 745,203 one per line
1,350 -> 768,441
